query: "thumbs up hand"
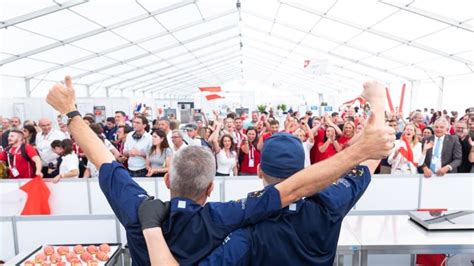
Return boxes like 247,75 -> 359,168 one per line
47,75 -> 77,114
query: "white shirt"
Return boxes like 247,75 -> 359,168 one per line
124,131 -> 152,171
86,140 -> 116,177
173,143 -> 187,153
60,153 -> 79,178
431,135 -> 445,172
36,130 -> 68,166
216,150 -> 237,175
388,140 -> 425,174
302,141 -> 314,168
166,130 -> 175,152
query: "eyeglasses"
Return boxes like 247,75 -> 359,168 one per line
171,136 -> 181,139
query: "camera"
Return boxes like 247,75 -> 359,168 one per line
48,162 -> 56,170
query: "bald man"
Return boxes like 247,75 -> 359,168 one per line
36,118 -> 68,177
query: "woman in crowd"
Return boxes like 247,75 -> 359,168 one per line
318,126 -> 342,161
293,120 -> 314,168
115,125 -> 132,168
210,125 -> 238,176
239,127 -> 260,175
52,139 -> 79,183
83,124 -> 121,177
197,126 -> 213,149
338,121 -> 355,148
22,125 -> 37,147
145,129 -> 172,177
387,123 -> 431,174
422,127 -> 434,140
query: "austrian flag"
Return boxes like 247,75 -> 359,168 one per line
199,86 -> 224,101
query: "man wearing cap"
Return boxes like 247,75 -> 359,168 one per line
182,123 -> 202,146
200,132 -> 375,265
46,76 -> 393,266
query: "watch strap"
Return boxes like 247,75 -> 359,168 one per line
66,110 -> 81,125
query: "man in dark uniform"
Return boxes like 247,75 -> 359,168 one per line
46,76 -> 394,265
200,133 -> 373,265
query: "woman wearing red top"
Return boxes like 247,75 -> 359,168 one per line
338,121 -> 355,148
317,126 -> 342,161
239,127 -> 260,175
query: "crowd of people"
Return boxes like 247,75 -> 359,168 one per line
1,104 -> 473,180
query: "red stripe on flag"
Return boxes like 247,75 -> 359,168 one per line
199,86 -> 222,92
205,94 -> 224,101
398,135 -> 418,167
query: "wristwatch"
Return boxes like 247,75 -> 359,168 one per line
60,110 -> 82,125
446,165 -> 453,172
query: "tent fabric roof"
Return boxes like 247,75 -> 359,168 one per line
1,0 -> 473,97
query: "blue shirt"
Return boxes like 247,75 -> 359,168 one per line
103,126 -> 118,142
98,161 -> 282,266
200,165 -> 371,266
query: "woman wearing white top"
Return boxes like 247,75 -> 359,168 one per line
293,120 -> 314,168
53,139 -> 79,183
210,123 -> 238,176
388,123 -> 432,174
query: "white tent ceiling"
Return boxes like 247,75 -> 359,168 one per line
1,0 -> 473,98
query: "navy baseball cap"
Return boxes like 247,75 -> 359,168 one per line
260,133 -> 304,179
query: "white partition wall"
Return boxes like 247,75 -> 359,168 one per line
89,179 -> 114,215
224,177 -> 262,201
419,175 -> 474,210
0,218 -> 15,261
15,216 -> 118,252
43,180 -> 89,215
355,175 -> 420,210
0,180 -> 25,216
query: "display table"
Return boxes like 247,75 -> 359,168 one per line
343,215 -> 474,266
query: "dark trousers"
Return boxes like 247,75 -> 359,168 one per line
129,168 -> 147,177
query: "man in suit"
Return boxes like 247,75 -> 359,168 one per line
421,118 -> 462,177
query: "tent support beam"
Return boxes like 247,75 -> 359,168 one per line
437,77 -> 445,110
25,78 -> 31,98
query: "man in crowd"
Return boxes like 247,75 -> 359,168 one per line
36,118 -> 68,177
0,130 -> 43,178
123,115 -> 152,177
454,121 -> 473,173
257,120 -> 280,150
421,118 -> 462,177
1,116 -> 21,148
170,130 -> 187,153
46,76 -> 394,266
115,111 -> 131,127
243,111 -> 259,129
182,123 -> 202,146
157,118 -> 174,150
103,117 -> 118,142
412,111 -> 426,131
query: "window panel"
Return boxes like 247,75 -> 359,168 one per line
172,13 -> 238,42
30,44 -> 93,64
139,34 -> 179,52
327,1 -> 395,28
0,58 -> 56,76
196,0 -> 235,19
300,34 -> 339,51
98,64 -> 137,76
0,0 -> 52,21
416,27 -> 474,55
276,4 -> 320,32
243,0 -> 281,19
113,18 -> 165,42
372,11 -> 448,41
71,0 -> 146,26
19,10 -> 100,40
411,0 -> 474,22
271,23 -> 307,41
380,44 -> 439,64
311,18 -> 362,42
106,45 -> 148,61
0,27 -> 55,55
70,56 -> 118,71
156,4 -> 202,30
361,55 -> 404,71
329,46 -> 372,61
347,32 -> 400,53
72,31 -> 129,52
415,57 -> 472,76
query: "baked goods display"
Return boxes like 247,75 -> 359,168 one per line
19,243 -> 119,266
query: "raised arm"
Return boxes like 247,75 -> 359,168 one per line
46,76 -> 114,170
275,81 -> 394,207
